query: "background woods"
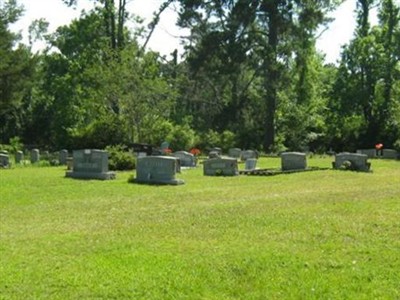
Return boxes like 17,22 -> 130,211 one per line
1,0 -> 399,152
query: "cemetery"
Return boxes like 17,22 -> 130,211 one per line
1,146 -> 400,299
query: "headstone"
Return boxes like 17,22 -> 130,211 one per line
172,151 -> 196,167
203,157 -> 239,176
208,151 -> 220,159
160,141 -> 170,154
241,150 -> 258,161
65,149 -> 116,180
30,149 -> 40,163
382,149 -> 398,159
209,147 -> 222,155
0,154 -> 10,168
134,156 -> 184,185
245,158 -> 257,171
356,149 -> 377,158
334,152 -> 371,172
281,152 -> 307,171
15,151 -> 24,164
59,149 -> 68,165
131,143 -> 153,156
0,150 -> 8,155
228,148 -> 242,159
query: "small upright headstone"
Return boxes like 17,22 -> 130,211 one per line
172,151 -> 196,167
0,154 -> 10,168
203,157 -> 238,176
245,158 -> 257,171
66,149 -> 116,180
30,149 -> 40,164
281,152 -> 307,171
208,151 -> 220,159
228,148 -> 242,159
209,147 -> 222,155
15,151 -> 24,164
134,156 -> 184,185
382,149 -> 398,159
59,149 -> 68,165
334,152 -> 371,172
241,150 -> 258,161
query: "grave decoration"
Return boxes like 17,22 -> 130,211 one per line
134,156 -> 184,185
203,157 -> 239,176
65,149 -> 116,180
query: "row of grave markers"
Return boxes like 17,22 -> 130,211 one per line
1,148 -> 398,185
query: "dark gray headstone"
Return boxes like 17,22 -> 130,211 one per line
134,156 -> 184,185
0,154 -> 10,168
241,150 -> 258,161
356,149 -> 377,158
245,158 -> 257,171
15,151 -> 24,164
59,149 -> 68,165
334,153 -> 370,172
203,157 -> 238,176
172,151 -> 196,167
208,151 -> 220,159
382,149 -> 398,159
30,149 -> 40,163
228,148 -> 242,159
209,147 -> 222,155
281,152 -> 307,171
66,149 -> 116,180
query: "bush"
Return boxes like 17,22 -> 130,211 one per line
106,145 -> 136,171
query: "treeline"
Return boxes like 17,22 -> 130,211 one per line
1,0 -> 399,153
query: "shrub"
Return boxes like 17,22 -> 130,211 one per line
106,145 -> 136,171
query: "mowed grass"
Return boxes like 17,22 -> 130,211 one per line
0,157 -> 399,299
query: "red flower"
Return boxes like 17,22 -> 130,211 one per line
375,143 -> 383,150
190,148 -> 201,156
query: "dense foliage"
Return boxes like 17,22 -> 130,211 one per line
1,0 -> 399,152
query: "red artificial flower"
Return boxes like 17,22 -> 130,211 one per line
375,143 -> 383,150
190,148 -> 201,156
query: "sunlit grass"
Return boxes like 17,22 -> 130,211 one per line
1,157 -> 399,299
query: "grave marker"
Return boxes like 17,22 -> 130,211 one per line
15,151 -> 24,164
59,149 -> 68,165
134,156 -> 184,185
203,157 -> 238,176
281,152 -> 307,171
382,149 -> 398,159
334,152 -> 371,172
66,149 -> 115,180
0,154 -> 10,168
30,149 -> 40,163
228,148 -> 242,159
172,151 -> 196,167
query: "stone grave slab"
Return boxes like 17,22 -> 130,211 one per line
30,149 -> 40,163
203,157 -> 238,176
15,151 -> 24,164
382,149 -> 398,159
241,150 -> 258,161
228,148 -> 242,159
134,156 -> 184,185
281,152 -> 307,171
172,151 -> 196,167
66,149 -> 115,180
334,152 -> 371,172
244,158 -> 257,171
0,154 -> 10,168
59,149 -> 68,165
356,149 -> 377,158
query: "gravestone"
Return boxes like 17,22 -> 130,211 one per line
356,149 -> 377,158
15,151 -> 24,164
134,156 -> 184,185
172,151 -> 196,167
203,157 -> 238,176
30,149 -> 40,163
0,154 -> 10,168
130,143 -> 153,156
208,151 -> 220,159
241,150 -> 258,161
245,158 -> 257,171
334,152 -> 371,172
59,149 -> 68,165
66,149 -> 115,180
382,149 -> 398,159
209,147 -> 222,155
228,148 -> 242,159
0,150 -> 8,155
281,152 -> 307,171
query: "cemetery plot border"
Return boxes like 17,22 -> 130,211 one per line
239,166 -> 329,176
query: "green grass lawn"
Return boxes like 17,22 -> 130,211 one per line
1,157 -> 399,299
